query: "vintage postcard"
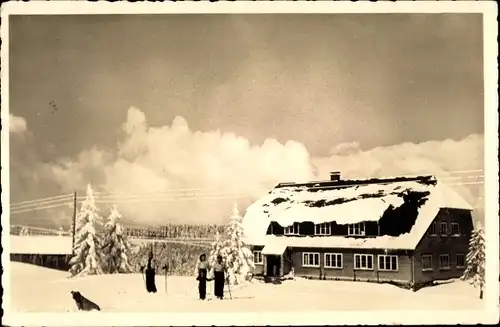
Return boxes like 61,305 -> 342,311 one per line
1,1 -> 498,326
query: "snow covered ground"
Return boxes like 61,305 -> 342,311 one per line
9,262 -> 485,313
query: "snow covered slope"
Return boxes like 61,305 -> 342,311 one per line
9,262 -> 484,313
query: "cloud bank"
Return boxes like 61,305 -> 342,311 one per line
11,107 -> 484,226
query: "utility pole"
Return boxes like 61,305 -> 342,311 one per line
72,191 -> 77,255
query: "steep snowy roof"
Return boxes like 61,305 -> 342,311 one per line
242,176 -> 473,250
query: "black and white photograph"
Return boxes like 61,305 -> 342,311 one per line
1,1 -> 498,326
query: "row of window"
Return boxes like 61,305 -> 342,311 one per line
282,221 -> 462,237
302,253 -> 398,271
422,253 -> 465,271
283,222 -> 367,236
427,221 -> 461,237
252,251 -> 466,272
253,251 -> 399,271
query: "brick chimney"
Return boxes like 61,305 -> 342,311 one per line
330,171 -> 341,182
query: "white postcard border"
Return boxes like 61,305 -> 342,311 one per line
1,1 -> 498,326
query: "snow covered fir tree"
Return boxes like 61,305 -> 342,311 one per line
220,203 -> 255,285
69,184 -> 105,277
19,226 -> 29,236
102,205 -> 133,274
208,231 -> 225,267
461,221 -> 486,299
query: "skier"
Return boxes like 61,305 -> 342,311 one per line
195,254 -> 209,300
212,255 -> 227,300
145,251 -> 157,293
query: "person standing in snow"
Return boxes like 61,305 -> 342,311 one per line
145,251 -> 157,293
212,255 -> 228,300
195,254 -> 209,300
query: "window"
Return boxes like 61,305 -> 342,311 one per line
378,255 -> 398,271
253,251 -> 263,265
315,223 -> 331,236
439,254 -> 450,270
324,253 -> 342,269
440,222 -> 448,236
427,222 -> 437,236
422,255 -> 433,271
284,223 -> 300,235
456,254 -> 465,269
348,222 -> 366,236
451,223 -> 460,237
302,252 -> 320,267
354,254 -> 374,270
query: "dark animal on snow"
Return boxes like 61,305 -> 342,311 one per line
71,291 -> 101,311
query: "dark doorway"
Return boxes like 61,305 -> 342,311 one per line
266,255 -> 281,277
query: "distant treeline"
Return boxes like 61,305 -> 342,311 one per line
10,223 -> 226,239
129,241 -> 210,276
124,223 -> 225,239
10,225 -> 68,236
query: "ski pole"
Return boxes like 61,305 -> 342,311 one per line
162,263 -> 169,294
140,265 -> 146,289
225,277 -> 232,300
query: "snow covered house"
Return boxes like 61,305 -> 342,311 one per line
242,172 -> 474,290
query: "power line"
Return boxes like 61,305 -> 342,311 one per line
433,169 -> 484,175
84,175 -> 484,202
11,191 -> 251,211
9,194 -> 253,215
438,175 -> 484,181
11,177 -> 485,213
10,197 -> 74,210
10,202 -> 73,215
8,170 -> 485,211
94,194 -> 254,205
78,190 -> 253,201
92,187 -> 206,195
10,193 -> 73,207
444,182 -> 485,186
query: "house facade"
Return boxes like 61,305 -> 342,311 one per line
242,172 -> 474,290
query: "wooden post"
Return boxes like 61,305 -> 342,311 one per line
263,255 -> 267,277
71,191 -> 77,255
410,253 -> 415,288
280,255 -> 284,277
164,262 -> 169,294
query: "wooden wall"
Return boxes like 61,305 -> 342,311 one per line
289,247 -> 413,284
413,208 -> 473,284
10,253 -> 72,271
251,245 -> 265,275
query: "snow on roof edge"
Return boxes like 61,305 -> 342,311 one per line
242,179 -> 474,251
242,180 -> 435,235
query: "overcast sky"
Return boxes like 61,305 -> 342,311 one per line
8,13 -> 484,226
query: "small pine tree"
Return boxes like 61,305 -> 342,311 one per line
68,184 -> 105,277
102,205 -> 133,274
20,226 -> 29,236
221,203 -> 255,285
461,221 -> 485,299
